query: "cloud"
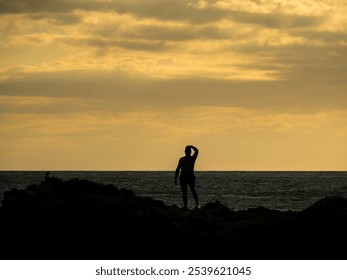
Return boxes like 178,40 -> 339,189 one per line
28,12 -> 82,25
1,68 -> 346,114
0,95 -> 90,114
84,37 -> 169,52
0,0 -> 341,56
0,0 -> 92,14
105,0 -> 325,28
93,22 -> 231,42
231,10 -> 322,29
290,29 -> 347,43
0,0 -> 326,28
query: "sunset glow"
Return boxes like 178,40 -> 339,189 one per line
1,0 -> 346,170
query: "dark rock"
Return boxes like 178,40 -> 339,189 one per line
0,179 -> 346,260
302,196 -> 347,218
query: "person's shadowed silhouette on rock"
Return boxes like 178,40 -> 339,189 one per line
175,145 -> 199,210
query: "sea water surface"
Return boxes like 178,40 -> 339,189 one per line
0,171 -> 347,211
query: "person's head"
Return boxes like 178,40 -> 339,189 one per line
185,145 -> 192,156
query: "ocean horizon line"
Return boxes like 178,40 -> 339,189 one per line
1,170 -> 346,172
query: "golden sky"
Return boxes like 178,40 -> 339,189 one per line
1,0 -> 347,170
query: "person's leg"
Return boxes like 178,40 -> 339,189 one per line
180,179 -> 188,209
188,179 -> 199,208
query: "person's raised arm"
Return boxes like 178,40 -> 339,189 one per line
191,145 -> 199,158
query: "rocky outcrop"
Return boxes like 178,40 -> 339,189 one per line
0,178 -> 346,260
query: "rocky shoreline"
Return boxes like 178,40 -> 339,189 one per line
0,177 -> 346,260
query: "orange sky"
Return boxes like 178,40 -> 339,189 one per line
1,0 -> 347,170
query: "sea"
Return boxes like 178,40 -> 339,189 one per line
0,171 -> 347,211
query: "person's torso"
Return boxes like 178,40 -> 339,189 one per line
180,156 -> 196,178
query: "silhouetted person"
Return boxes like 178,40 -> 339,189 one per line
175,145 -> 199,210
